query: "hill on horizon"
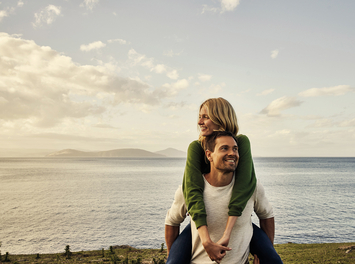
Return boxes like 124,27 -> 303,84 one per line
46,147 -> 186,158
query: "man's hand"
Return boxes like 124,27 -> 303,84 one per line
202,240 -> 231,263
253,254 -> 260,264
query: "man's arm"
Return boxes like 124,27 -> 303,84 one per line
165,225 -> 180,256
259,217 -> 275,244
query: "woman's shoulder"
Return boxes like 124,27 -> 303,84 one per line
188,140 -> 202,149
186,140 -> 204,159
236,134 -> 250,143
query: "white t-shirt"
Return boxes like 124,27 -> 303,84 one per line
165,175 -> 274,264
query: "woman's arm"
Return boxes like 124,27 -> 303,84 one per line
216,135 -> 257,245
182,140 -> 210,228
228,134 -> 257,216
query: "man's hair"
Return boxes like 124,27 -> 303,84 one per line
204,131 -> 238,152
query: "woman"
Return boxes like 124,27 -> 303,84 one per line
166,97 -> 282,264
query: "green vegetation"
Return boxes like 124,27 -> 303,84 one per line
1,243 -> 354,264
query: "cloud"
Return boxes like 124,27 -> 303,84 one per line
271,49 -> 279,59
298,85 -> 353,97
220,0 -> 241,12
33,5 -> 61,28
307,119 -> 334,128
260,96 -> 303,116
0,10 -> 8,21
202,0 -> 241,14
201,5 -> 219,14
18,1 -> 24,7
0,5 -> 18,22
0,33 -> 167,127
339,118 -> 355,127
198,74 -> 212,82
80,0 -> 100,11
257,89 -> 275,96
107,38 -> 129,45
80,41 -> 106,52
127,48 -> 179,80
92,124 -> 119,129
167,70 -> 179,80
161,79 -> 189,96
163,49 -> 183,57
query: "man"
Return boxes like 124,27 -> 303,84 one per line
165,131 -> 280,264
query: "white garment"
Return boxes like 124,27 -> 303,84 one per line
165,176 -> 274,264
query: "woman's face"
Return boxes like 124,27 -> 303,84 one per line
198,106 -> 220,136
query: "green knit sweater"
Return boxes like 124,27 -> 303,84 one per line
182,134 -> 257,229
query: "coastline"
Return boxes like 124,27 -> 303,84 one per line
1,242 -> 354,264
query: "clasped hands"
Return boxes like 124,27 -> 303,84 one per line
202,235 -> 260,264
202,235 -> 231,263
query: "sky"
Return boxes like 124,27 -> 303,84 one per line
0,0 -> 354,157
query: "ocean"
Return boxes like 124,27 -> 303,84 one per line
1,157 -> 354,254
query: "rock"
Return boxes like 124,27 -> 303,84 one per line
338,245 -> 355,250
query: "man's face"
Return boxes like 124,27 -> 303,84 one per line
208,136 -> 239,173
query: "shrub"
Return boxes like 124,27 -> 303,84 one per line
65,245 -> 72,259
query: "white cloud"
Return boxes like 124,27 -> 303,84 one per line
257,89 -> 275,96
220,0 -> 241,12
80,0 -> 100,11
307,119 -> 334,128
153,64 -> 167,74
0,33 -> 167,127
260,96 -> 303,116
80,41 -> 106,52
209,82 -> 225,94
127,48 -> 179,80
201,5 -> 219,14
33,5 -> 61,28
0,10 -> 8,21
276,129 -> 291,135
271,49 -> 279,59
163,49 -> 183,57
107,38 -> 128,45
198,74 -> 212,82
202,0 -> 241,13
167,70 -> 179,80
18,1 -> 24,7
339,118 -> 355,127
0,6 -> 17,22
161,79 -> 189,96
298,85 -> 353,97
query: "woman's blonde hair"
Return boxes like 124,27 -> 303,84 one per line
198,97 -> 239,147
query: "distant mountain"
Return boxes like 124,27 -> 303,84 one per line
46,148 -> 164,157
154,148 -> 186,157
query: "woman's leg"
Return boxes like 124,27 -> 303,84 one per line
250,223 -> 283,264
166,223 -> 192,264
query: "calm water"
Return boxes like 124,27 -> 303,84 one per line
1,157 -> 354,254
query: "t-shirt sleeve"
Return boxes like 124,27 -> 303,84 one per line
165,186 -> 188,226
182,140 -> 209,228
228,134 -> 257,216
254,182 -> 274,220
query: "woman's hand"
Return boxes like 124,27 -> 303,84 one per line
202,240 -> 231,263
216,234 -> 230,247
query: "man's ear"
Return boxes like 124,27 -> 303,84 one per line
205,149 -> 213,162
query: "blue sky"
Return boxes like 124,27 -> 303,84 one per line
0,0 -> 354,156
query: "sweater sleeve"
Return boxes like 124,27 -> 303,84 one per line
228,134 -> 257,216
182,140 -> 210,229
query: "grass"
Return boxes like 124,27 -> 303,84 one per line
1,243 -> 354,264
